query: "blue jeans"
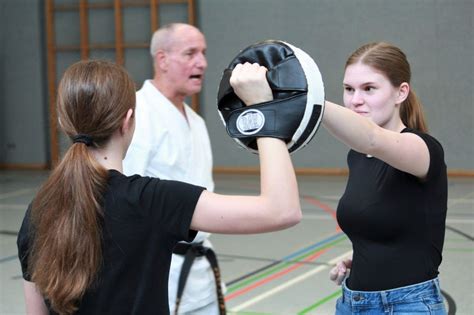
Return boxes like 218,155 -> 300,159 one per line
335,278 -> 447,314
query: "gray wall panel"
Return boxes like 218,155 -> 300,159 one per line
198,0 -> 473,169
2,0 -> 472,170
1,0 -> 47,165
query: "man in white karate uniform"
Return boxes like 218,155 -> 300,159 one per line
123,23 -> 224,315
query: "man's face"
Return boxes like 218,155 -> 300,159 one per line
162,26 -> 207,97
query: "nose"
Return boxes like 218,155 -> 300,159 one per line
196,52 -> 207,70
351,90 -> 364,107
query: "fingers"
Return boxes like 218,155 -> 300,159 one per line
231,62 -> 266,79
329,260 -> 350,286
230,62 -> 268,89
230,62 -> 273,106
335,270 -> 346,285
343,258 -> 352,269
329,265 -> 339,281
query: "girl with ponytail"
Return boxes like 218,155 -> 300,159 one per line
17,60 -> 301,314
227,42 -> 448,314
22,60 -> 135,315
323,42 -> 448,314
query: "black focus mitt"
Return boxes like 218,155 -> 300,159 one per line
217,40 -> 325,154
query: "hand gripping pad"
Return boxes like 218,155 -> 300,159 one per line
217,40 -> 325,154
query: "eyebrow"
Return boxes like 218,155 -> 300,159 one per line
343,81 -> 378,87
184,47 -> 206,53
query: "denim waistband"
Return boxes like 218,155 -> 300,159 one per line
341,277 -> 442,306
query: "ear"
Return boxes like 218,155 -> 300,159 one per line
120,108 -> 134,135
155,50 -> 168,72
396,82 -> 410,104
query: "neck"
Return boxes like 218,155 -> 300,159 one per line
91,148 -> 123,173
90,136 -> 126,173
383,114 -> 406,133
151,78 -> 187,116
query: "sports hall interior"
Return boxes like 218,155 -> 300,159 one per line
1,1 -> 472,314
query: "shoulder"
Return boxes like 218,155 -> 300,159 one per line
133,84 -> 169,133
107,170 -> 205,207
136,80 -> 151,101
108,169 -> 169,193
106,170 -> 168,217
402,128 -> 444,157
184,105 -> 208,128
135,84 -> 154,117
108,170 -> 154,197
402,128 -> 446,180
135,81 -> 167,111
183,103 -> 203,119
106,170 -> 203,241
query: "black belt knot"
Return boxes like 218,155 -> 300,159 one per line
173,242 -> 207,257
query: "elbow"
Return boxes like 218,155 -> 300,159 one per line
261,189 -> 302,231
287,206 -> 303,227
276,202 -> 302,229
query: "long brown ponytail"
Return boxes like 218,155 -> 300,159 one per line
345,42 -> 428,132
29,60 -> 136,314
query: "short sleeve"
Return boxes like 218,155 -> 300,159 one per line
154,180 -> 204,241
422,134 -> 446,182
17,204 -> 33,281
126,176 -> 205,242
402,129 -> 446,181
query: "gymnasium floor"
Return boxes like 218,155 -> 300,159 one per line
1,170 -> 473,314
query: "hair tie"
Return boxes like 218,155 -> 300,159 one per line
72,134 -> 94,146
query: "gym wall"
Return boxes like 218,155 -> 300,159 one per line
1,0 -> 472,172
1,0 -> 49,168
198,0 -> 473,171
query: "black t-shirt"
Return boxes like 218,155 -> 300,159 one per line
337,128 -> 447,291
17,170 -> 205,314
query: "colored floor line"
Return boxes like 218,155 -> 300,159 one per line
293,192 -> 472,314
302,195 -> 338,220
226,236 -> 348,302
226,248 -> 329,301
226,196 -> 343,298
293,193 -> 471,314
226,233 -> 346,294
297,289 -> 341,314
226,261 -> 285,287
225,196 -> 347,310
227,232 -> 345,291
229,250 -> 352,312
303,195 -> 341,232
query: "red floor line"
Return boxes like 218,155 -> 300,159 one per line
225,248 -> 329,301
224,196 -> 340,302
303,195 -> 341,232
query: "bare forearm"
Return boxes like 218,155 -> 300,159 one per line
323,101 -> 380,154
191,139 -> 301,233
257,138 -> 301,224
190,62 -> 301,233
